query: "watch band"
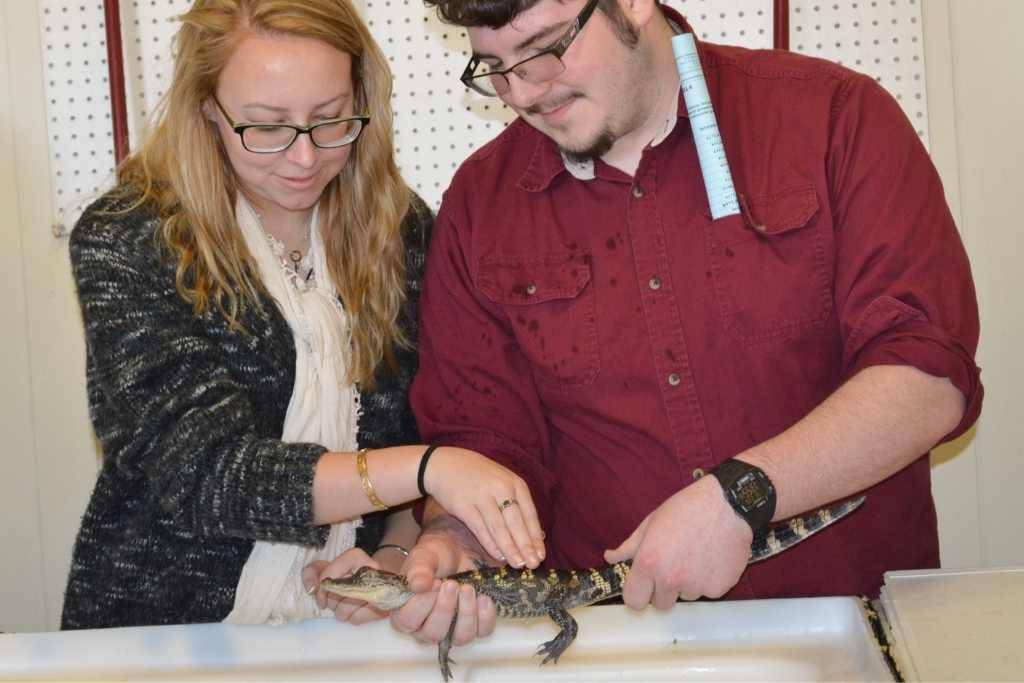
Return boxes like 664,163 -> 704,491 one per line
710,458 -> 777,536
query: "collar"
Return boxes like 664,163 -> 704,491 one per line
518,5 -> 699,189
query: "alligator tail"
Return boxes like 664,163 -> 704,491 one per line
748,496 -> 866,563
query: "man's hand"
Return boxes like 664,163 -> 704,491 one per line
390,510 -> 501,647
604,475 -> 752,609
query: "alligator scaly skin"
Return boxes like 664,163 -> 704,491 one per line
461,495 -> 866,616
322,496 -> 865,680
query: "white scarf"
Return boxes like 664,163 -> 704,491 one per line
224,196 -> 362,625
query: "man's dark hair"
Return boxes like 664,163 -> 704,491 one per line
424,0 -> 541,28
424,0 -> 640,47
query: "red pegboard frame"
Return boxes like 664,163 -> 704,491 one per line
103,0 -> 129,166
774,0 -> 790,50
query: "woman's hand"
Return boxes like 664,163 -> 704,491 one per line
302,548 -> 388,625
423,447 -> 545,569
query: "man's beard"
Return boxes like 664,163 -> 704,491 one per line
561,129 -> 616,164
525,95 -> 618,163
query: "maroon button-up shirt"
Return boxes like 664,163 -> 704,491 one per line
412,20 -> 982,599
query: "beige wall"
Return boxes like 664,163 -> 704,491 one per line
1,0 -> 1022,632
0,0 -> 97,632
926,0 -> 1024,569
0,0 -> 49,633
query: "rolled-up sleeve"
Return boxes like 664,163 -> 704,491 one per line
829,74 -> 982,440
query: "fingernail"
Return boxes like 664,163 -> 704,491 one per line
305,583 -> 316,595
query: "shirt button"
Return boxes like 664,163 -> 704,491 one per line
525,284 -> 537,295
692,468 -> 705,480
632,185 -> 645,199
668,372 -> 681,386
648,276 -> 662,290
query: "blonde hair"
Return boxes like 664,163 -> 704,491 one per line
118,0 -> 410,388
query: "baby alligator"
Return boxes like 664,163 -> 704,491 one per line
322,496 -> 865,681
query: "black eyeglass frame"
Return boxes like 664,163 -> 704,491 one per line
211,95 -> 371,154
460,0 -> 600,97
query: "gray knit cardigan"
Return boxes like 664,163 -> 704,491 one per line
61,191 -> 431,629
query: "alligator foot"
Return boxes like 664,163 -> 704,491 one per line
438,607 -> 458,681
437,642 -> 456,682
535,605 -> 579,665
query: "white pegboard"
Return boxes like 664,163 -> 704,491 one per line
789,0 -> 930,144
670,0 -> 773,46
39,0 -> 928,228
40,0 -> 193,233
39,1 -> 116,232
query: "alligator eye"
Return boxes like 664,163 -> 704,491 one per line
348,566 -> 370,579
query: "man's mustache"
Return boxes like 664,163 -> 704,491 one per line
525,93 -> 580,116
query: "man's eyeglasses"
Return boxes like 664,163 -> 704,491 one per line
460,0 -> 599,97
211,95 -> 370,154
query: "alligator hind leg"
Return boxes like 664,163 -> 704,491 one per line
536,604 -> 578,666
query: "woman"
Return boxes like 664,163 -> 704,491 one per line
61,0 -> 543,629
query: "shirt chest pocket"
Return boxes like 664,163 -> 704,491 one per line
705,185 -> 833,343
477,252 -> 600,389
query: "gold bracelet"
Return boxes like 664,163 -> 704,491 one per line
356,448 -> 388,511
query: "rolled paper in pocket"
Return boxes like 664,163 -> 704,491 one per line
672,32 -> 739,220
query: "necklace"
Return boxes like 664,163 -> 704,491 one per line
252,209 -> 315,286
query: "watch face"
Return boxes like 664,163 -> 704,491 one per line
713,460 -> 776,534
733,473 -> 766,511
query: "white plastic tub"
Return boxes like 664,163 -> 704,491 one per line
878,566 -> 1024,681
0,597 -> 893,681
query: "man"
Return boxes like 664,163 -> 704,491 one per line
391,0 -> 982,650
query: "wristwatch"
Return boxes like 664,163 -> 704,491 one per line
709,458 -> 777,537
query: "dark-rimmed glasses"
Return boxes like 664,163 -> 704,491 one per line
211,95 -> 370,154
460,0 -> 599,97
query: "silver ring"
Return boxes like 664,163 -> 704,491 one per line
499,498 -> 517,511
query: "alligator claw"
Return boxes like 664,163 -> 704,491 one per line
535,638 -> 566,666
534,626 -> 575,665
438,648 -> 456,682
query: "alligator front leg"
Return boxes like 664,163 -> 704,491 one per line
536,602 -> 579,666
437,606 -> 458,682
